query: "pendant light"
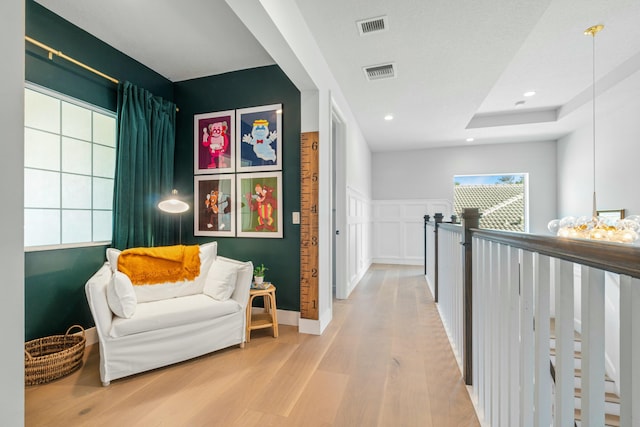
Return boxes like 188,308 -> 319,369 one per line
548,25 -> 640,243
585,24 -> 603,218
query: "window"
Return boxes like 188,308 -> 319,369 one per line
24,85 -> 116,249
453,174 -> 528,232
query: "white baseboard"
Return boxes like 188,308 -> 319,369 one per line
77,326 -> 98,346
251,307 -> 299,326
298,307 -> 332,335
372,257 -> 423,266
345,260 -> 372,298
425,274 -> 435,299
277,309 -> 299,326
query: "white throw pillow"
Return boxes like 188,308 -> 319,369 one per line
195,242 -> 217,287
107,271 -> 137,318
106,247 -> 121,273
204,258 -> 239,301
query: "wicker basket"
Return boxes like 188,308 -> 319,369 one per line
24,325 -> 86,386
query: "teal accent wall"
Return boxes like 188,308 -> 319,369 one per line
25,247 -> 106,339
174,67 -> 301,312
24,1 -> 173,340
24,2 -> 301,339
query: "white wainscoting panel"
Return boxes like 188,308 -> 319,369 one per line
372,199 -> 452,265
343,187 -> 372,298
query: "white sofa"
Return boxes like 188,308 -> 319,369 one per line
85,243 -> 253,386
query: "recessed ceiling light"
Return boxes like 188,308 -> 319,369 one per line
384,114 -> 393,121
466,137 -> 475,142
523,91 -> 536,97
515,100 -> 526,108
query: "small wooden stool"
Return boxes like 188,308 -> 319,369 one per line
246,284 -> 278,342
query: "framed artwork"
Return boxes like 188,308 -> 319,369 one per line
236,104 -> 282,172
194,175 -> 235,237
194,110 -> 235,174
597,209 -> 625,221
236,172 -> 283,238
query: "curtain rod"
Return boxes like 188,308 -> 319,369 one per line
26,35 -> 119,84
25,35 -> 179,112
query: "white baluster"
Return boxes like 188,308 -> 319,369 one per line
472,236 -> 481,407
499,243 -> 509,426
534,254 -> 552,426
491,241 -> 500,426
508,247 -> 521,426
554,259 -> 575,426
619,275 -> 640,426
580,265 -> 605,426
520,250 -> 535,427
481,238 -> 490,422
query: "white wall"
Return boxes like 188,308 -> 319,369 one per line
371,141 -> 557,234
344,115 -> 372,198
372,199 -> 452,265
345,187 -> 371,296
340,104 -> 372,298
229,0 -> 372,333
300,90 -> 319,132
557,67 -> 640,399
557,69 -> 640,218
1,0 -> 25,424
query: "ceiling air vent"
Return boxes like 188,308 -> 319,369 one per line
357,16 -> 388,35
363,63 -> 396,81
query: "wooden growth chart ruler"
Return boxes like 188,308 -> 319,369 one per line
300,132 -> 319,320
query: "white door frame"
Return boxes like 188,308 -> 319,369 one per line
331,103 -> 348,300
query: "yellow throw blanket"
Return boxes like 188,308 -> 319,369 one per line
117,245 -> 201,285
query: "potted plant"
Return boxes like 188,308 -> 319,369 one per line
253,263 -> 268,287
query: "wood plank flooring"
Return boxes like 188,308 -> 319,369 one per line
25,264 -> 480,426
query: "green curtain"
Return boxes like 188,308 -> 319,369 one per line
112,81 -> 176,249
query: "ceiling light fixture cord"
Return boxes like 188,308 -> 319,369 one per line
584,24 -> 603,217
592,30 -> 597,218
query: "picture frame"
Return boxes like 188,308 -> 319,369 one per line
236,171 -> 283,238
194,110 -> 235,174
194,175 -> 235,236
597,209 -> 625,221
236,104 -> 282,172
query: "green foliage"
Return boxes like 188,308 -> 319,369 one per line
498,175 -> 515,184
253,263 -> 268,277
497,175 -> 524,185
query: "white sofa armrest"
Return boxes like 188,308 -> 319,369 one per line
85,263 -> 114,339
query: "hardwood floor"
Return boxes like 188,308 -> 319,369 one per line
25,264 -> 479,426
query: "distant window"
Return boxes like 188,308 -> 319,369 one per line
24,85 -> 116,249
453,174 -> 527,232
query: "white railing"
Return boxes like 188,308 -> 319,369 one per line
427,210 -> 640,426
425,221 -> 436,298
436,224 -> 464,371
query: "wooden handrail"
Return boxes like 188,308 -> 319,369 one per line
471,228 -> 640,279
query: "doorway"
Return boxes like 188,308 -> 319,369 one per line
331,107 -> 347,299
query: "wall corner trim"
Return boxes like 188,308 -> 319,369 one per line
298,308 -> 332,335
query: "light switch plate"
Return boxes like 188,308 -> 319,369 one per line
292,212 -> 300,224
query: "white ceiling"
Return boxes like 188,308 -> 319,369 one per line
36,0 -> 640,152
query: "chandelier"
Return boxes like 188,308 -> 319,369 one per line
548,24 -> 640,244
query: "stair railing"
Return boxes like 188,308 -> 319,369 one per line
426,207 -> 640,426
